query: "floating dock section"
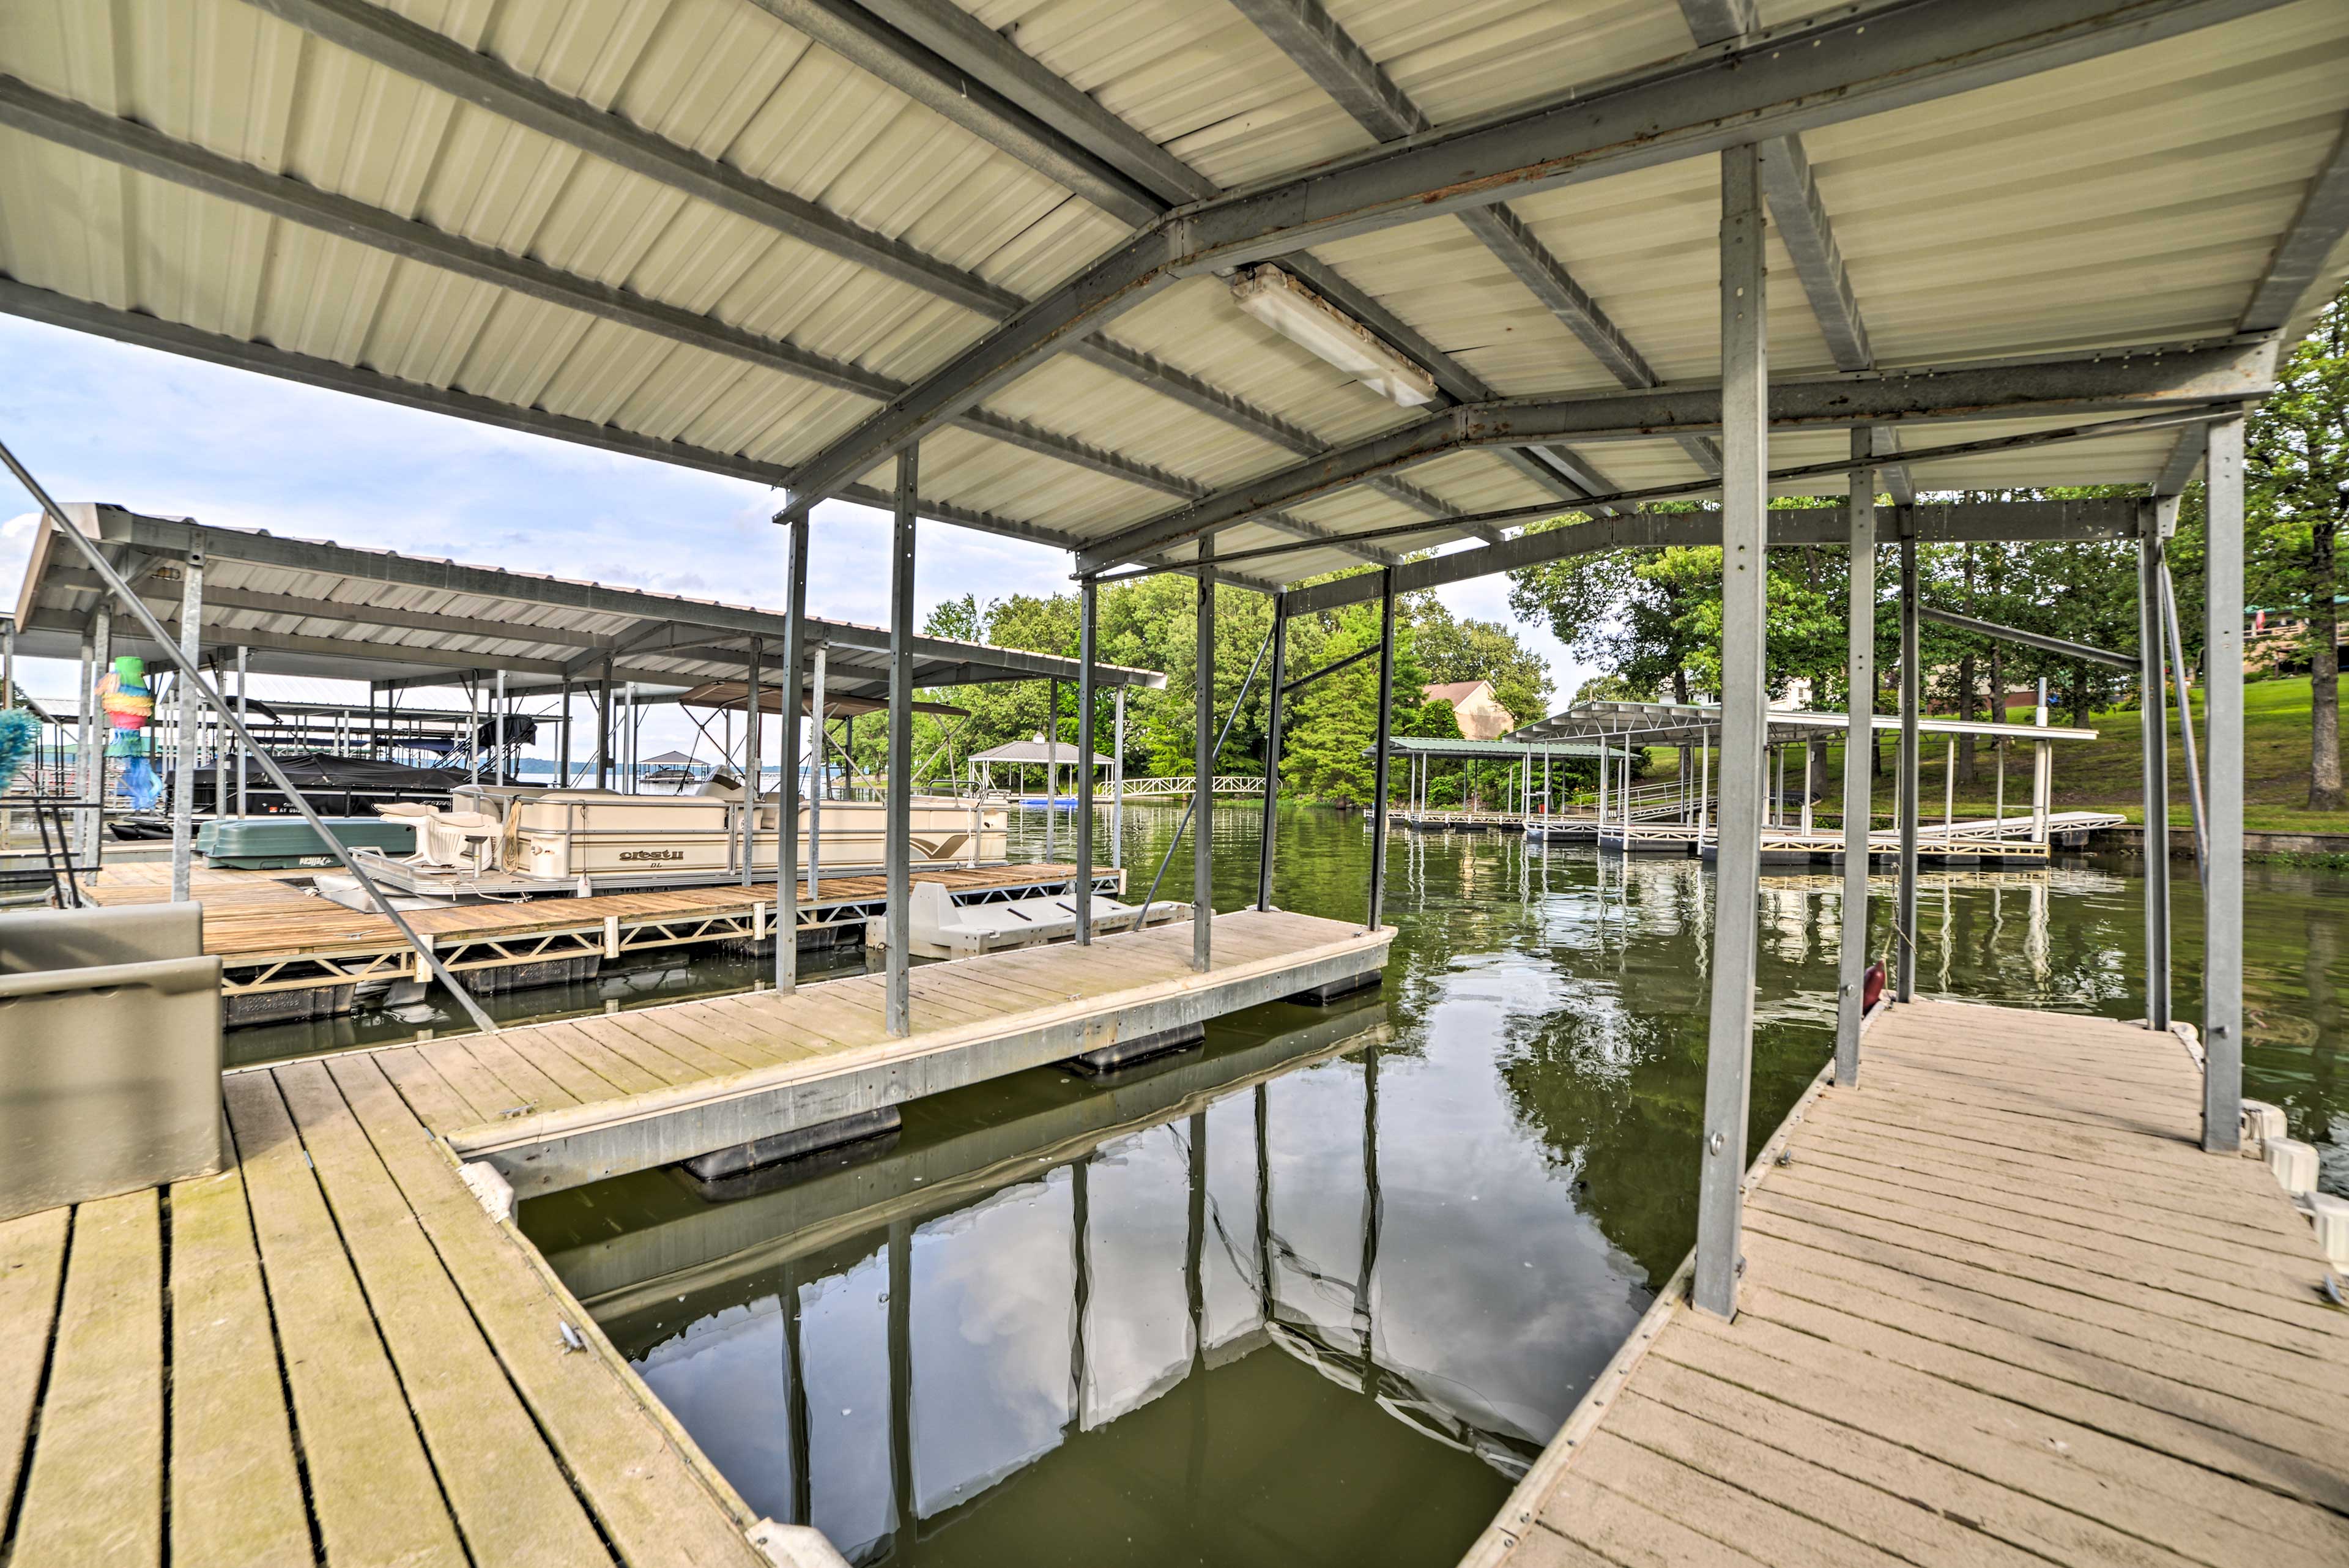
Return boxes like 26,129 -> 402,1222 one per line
1465,1001 -> 2349,1568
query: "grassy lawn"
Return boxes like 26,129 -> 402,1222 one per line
1635,675 -> 2349,836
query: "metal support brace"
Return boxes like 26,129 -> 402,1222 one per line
1897,538 -> 1921,1002
2138,532 -> 2172,1031
171,551 -> 203,902
1257,602 -> 1289,911
2158,553 -> 2208,882
1694,145 -> 1767,1322
1111,688 -> 1126,871
776,510 -> 809,989
1836,428 -> 1875,1085
1368,573 -> 1396,934
1193,541 -> 1215,973
2202,417 -> 2244,1150
886,451 -> 918,1036
1076,579 -> 1097,945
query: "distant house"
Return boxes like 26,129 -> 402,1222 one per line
1422,679 -> 1516,741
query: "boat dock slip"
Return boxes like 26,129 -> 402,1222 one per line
78,860 -> 1118,1014
335,907 -> 1387,1198
1469,1001 -> 2349,1568
1,1052 -> 779,1568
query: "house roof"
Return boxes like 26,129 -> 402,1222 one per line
1420,680 -> 1496,706
0,1 -> 2339,592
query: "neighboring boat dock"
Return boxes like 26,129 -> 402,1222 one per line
78,859 -> 1124,1022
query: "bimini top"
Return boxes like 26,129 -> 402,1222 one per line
9,504 -> 1165,704
0,2 -> 2340,591
1510,700 -> 2099,748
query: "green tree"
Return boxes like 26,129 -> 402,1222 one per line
2246,286 -> 2348,808
1406,600 -> 1551,726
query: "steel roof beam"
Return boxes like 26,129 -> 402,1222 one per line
741,0 -> 1161,226
2157,117 -> 2349,493
1225,0 -> 1703,481
2241,117 -> 2349,334
1279,498 -> 2147,616
1677,6 -> 1911,497
776,0 -> 2285,522
239,0 -> 1022,318
1074,338 -> 2279,571
845,0 -> 1218,206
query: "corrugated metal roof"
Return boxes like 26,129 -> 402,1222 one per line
9,502 -> 1165,694
0,0 -> 2342,590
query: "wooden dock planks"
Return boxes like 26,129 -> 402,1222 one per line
419,907 -> 1393,1195
5,1063 -> 774,1567
1473,1000 -> 2349,1568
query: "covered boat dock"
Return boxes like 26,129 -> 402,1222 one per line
2,0 -> 2347,1564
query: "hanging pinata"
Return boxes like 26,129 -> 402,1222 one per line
99,655 -> 162,810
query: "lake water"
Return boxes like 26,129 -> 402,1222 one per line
515,804 -> 2347,1568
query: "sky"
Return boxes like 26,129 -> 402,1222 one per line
0,314 -> 1587,759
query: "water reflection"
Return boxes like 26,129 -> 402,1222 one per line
540,999 -> 1573,1564
524,811 -> 2345,1568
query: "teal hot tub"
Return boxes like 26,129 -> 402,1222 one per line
195,816 -> 417,869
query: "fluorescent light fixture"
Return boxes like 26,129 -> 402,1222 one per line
1230,266 -> 1437,408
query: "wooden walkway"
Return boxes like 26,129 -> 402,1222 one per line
1469,1000 -> 2349,1568
81,860 -> 1112,1003
351,907 -> 1387,1197
0,1050 -> 776,1568
2,905 -> 1382,1565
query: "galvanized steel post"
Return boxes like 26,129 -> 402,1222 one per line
807,644 -> 826,901
490,665 -> 502,792
79,606 -> 104,863
886,450 -> 918,1035
1897,536 -> 1920,1002
742,636 -> 762,887
1368,571 -> 1397,934
1076,579 -> 1097,944
170,550 -> 202,902
2202,416 -> 2244,1151
596,659 -> 614,790
2137,519 -> 2171,1031
775,510 -> 809,990
1193,546 -> 1215,972
1694,143 -> 1767,1322
1111,688 -> 1125,871
1256,600 -> 1288,911
235,644 -> 249,815
1836,428 -> 1877,1085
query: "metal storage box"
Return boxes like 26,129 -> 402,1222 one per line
0,904 -> 225,1221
